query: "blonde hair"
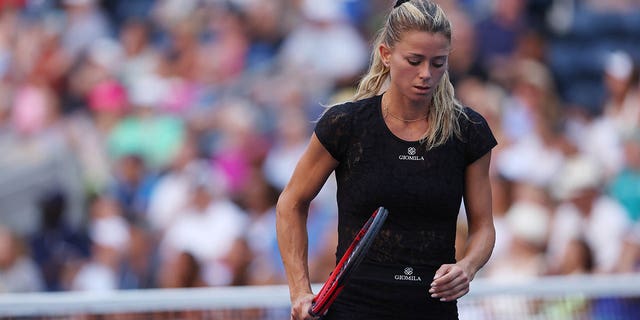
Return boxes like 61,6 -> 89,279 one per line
354,0 -> 465,149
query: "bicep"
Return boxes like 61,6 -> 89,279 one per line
463,151 -> 494,232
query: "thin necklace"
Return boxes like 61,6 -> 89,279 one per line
383,103 -> 429,123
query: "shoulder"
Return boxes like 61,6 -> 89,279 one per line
457,105 -> 495,138
456,104 -> 498,163
315,95 -> 380,133
595,196 -> 629,219
319,95 -> 380,121
459,106 -> 489,126
314,95 -> 380,160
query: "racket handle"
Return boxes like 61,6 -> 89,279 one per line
308,297 -> 321,317
308,305 -> 319,318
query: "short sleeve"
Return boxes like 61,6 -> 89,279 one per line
314,103 -> 353,161
463,107 -> 498,165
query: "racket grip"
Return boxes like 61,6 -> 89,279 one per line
308,298 -> 321,317
308,305 -> 319,318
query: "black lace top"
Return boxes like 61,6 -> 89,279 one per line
315,94 -> 497,267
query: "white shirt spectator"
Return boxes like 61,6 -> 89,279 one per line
147,171 -> 192,232
548,196 -> 630,273
278,0 -> 368,83
71,260 -> 118,291
496,133 -> 565,187
0,257 -> 44,293
160,199 -> 248,286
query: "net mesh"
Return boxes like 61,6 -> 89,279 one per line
1,275 -> 639,320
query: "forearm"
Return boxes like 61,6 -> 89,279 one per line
459,152 -> 495,279
276,192 -> 313,299
458,222 -> 495,278
275,134 -> 338,310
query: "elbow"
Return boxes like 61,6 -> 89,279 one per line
275,189 -> 310,222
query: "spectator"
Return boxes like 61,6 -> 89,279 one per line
107,98 -> 186,171
29,191 -> 90,291
481,200 -> 551,318
158,162 -> 248,286
0,225 -> 44,293
60,0 -> 112,61
474,0 -> 528,75
608,131 -> 640,223
158,250 -> 205,288
117,18 -> 161,93
107,153 -> 157,223
495,59 -> 566,192
615,222 -> 640,273
556,238 -> 595,275
262,109 -> 310,190
70,194 -> 130,291
118,225 -> 157,289
277,0 -> 369,86
602,50 -> 639,139
484,200 -> 551,281
146,135 -> 201,233
241,169 -> 283,285
547,155 -> 631,273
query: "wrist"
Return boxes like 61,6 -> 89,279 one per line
289,285 -> 313,301
457,259 -> 479,280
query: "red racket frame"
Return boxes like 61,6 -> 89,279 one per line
309,206 -> 389,317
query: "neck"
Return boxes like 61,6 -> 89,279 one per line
382,93 -> 429,123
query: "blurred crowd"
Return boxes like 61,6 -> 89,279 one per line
0,0 -> 639,297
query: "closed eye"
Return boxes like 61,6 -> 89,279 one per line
432,57 -> 447,68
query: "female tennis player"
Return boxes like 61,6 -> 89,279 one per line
276,0 -> 497,319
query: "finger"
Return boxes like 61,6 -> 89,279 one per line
441,284 -> 470,301
431,267 -> 463,288
432,264 -> 452,281
430,278 -> 463,296
430,271 -> 469,298
431,281 -> 469,301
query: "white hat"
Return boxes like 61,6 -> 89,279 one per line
505,201 -> 550,247
88,37 -> 123,73
551,156 -> 603,200
127,74 -> 167,108
605,50 -> 633,80
301,0 -> 345,22
90,216 -> 131,251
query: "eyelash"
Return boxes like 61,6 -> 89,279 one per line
407,60 -> 445,68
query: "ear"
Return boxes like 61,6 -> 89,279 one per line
379,43 -> 391,67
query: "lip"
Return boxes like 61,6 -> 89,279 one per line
414,85 -> 431,93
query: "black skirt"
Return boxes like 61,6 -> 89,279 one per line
322,263 -> 458,320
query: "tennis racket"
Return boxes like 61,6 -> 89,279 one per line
309,206 -> 389,318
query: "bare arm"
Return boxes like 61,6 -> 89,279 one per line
430,151 -> 495,301
276,134 -> 338,319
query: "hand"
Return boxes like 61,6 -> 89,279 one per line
429,263 -> 473,302
290,292 -> 319,320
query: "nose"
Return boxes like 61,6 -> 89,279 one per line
418,64 -> 431,81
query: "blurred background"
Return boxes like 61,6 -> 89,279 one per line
0,0 -> 639,300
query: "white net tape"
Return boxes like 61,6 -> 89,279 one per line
0,274 -> 639,319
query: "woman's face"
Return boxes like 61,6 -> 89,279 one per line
381,30 -> 450,104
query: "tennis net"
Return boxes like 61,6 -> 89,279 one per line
1,274 -> 639,319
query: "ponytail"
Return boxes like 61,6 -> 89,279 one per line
353,31 -> 390,101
